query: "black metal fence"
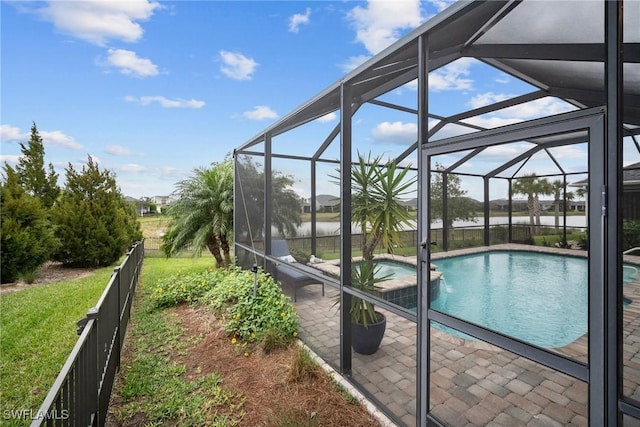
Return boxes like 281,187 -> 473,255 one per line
282,224 -> 537,256
30,241 -> 145,427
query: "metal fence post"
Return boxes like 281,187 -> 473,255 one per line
114,266 -> 122,373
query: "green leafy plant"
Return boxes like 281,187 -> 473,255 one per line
149,268 -> 225,309
350,153 -> 416,261
204,267 -> 298,347
333,260 -> 390,328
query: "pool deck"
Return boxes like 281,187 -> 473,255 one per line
289,244 -> 640,426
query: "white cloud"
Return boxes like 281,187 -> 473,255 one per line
348,0 -> 423,55
462,97 -> 576,130
429,58 -> 474,91
1,155 -> 20,164
547,145 -> 588,160
339,54 -> 371,73
427,0 -> 456,13
500,97 -> 576,119
242,106 -> 278,120
316,112 -> 337,123
468,92 -> 513,109
38,0 -> 161,46
105,145 -> 133,156
289,8 -> 311,33
484,144 -> 527,157
462,116 -> 523,129
371,121 -> 417,145
115,163 -> 147,173
41,130 -> 84,150
104,49 -> 158,77
1,124 -> 83,150
124,95 -> 205,108
0,124 -> 27,142
219,50 -> 258,81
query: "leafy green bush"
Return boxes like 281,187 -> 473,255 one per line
149,268 -> 225,308
1,167 -> 58,283
149,266 -> 299,349
51,156 -> 142,267
624,220 -> 640,251
204,267 -> 298,345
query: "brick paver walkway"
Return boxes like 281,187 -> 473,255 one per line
287,245 -> 640,427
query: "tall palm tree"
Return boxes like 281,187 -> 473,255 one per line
512,174 -> 551,235
550,179 -> 574,231
234,155 -> 302,242
162,161 -> 233,267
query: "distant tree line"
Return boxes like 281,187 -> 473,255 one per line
1,123 -> 142,283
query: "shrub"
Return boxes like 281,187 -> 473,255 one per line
51,156 -> 142,267
204,267 -> 298,346
148,268 -> 225,309
0,166 -> 58,283
623,220 -> 640,251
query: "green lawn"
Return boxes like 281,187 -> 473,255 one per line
0,256 -> 212,426
0,267 -> 115,419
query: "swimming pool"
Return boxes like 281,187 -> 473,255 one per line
431,251 -> 639,348
366,260 -> 416,279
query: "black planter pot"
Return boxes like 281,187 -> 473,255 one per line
351,312 -> 386,355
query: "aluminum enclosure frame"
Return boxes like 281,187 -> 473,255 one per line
234,1 -> 638,425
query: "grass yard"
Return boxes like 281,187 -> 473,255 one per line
138,216 -> 170,238
0,257 -> 225,427
0,267 -> 115,422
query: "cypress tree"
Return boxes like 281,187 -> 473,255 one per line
51,156 -> 141,267
15,122 -> 60,208
0,165 -> 58,283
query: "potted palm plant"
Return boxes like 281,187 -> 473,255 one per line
348,260 -> 390,354
334,152 -> 416,354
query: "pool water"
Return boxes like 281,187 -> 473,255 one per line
431,252 -> 600,348
368,260 -> 416,279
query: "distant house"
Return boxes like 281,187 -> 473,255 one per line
399,198 -> 418,212
301,194 -> 340,214
150,195 -> 175,214
570,162 -> 640,220
125,196 -> 151,216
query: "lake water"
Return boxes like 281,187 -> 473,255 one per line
294,215 -> 587,236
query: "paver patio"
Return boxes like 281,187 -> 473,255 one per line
285,245 -> 640,426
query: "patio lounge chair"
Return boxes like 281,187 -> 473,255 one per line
271,239 -> 325,302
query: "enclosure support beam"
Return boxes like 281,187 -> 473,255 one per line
417,33 -> 430,427
264,132 -> 272,261
598,0 -> 623,424
508,178 -> 513,242
484,177 -> 490,246
311,160 -> 317,257
340,81 -> 353,375
442,173 -> 449,252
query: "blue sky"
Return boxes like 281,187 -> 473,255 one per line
2,1 -> 638,200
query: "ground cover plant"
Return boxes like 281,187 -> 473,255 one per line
109,257 -> 380,426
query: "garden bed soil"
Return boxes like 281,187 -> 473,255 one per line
109,304 -> 381,426
0,262 -> 96,295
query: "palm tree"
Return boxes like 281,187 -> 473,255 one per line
512,174 -> 551,235
550,179 -> 574,231
234,155 -> 302,242
162,161 -> 233,267
351,153 -> 416,261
